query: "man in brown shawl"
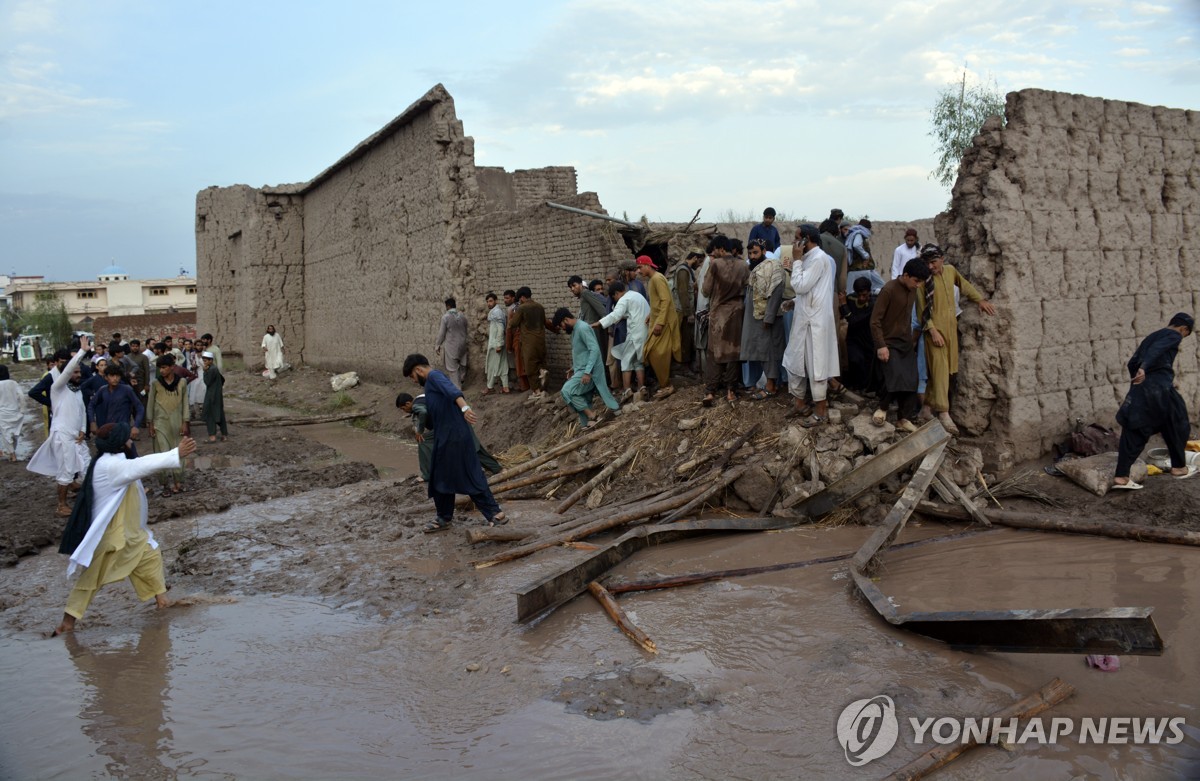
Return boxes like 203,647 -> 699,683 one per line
701,236 -> 748,406
507,286 -> 549,398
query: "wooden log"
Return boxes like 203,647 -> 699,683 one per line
916,501 -> 1200,546
934,472 -> 992,527
604,528 -> 999,594
239,411 -> 373,427
587,581 -> 657,654
885,678 -> 1074,781
492,458 -> 604,494
660,465 -> 748,523
487,423 -> 615,485
555,444 -> 638,514
472,480 -> 713,569
465,527 -> 532,544
549,478 -> 701,530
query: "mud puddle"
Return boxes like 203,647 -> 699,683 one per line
4,515 -> 1199,779
294,421 -> 419,479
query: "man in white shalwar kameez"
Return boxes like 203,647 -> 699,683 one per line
50,422 -> 197,636
27,337 -> 92,515
0,365 -> 25,461
782,225 -> 839,427
595,280 -> 651,401
261,325 -> 284,380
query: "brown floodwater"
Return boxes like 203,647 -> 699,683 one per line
3,511 -> 1198,779
293,420 -> 420,479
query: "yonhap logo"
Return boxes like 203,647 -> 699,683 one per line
837,695 -> 899,766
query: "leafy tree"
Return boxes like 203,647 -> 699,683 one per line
929,74 -> 1006,189
19,292 -> 74,350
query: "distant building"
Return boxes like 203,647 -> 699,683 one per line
6,265 -> 197,330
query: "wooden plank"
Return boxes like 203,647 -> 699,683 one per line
916,501 -> 1200,546
933,472 -> 992,527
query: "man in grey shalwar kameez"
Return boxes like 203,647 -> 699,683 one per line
740,239 -> 787,398
436,297 -> 470,387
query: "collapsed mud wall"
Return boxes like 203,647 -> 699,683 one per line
938,88 -> 1200,460
195,85 -> 627,382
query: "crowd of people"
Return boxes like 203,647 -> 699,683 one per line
444,207 -> 1000,435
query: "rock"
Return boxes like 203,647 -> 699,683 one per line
330,371 -> 359,391
732,465 -> 777,511
861,505 -> 890,525
827,409 -> 843,424
816,452 -> 853,482
837,437 -> 864,459
629,667 -> 660,687
814,431 -> 844,452
943,446 -> 984,487
677,438 -> 690,454
779,425 -> 807,450
1057,454 -> 1148,497
677,417 -> 703,431
850,413 -> 894,451
466,662 -> 481,672
855,493 -> 880,510
586,488 -> 604,509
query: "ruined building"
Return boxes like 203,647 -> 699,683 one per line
195,84 -> 628,381
197,86 -> 1199,462
940,89 -> 1200,461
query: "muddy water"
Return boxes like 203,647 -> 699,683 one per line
3,516 -> 1199,779
293,421 -> 419,479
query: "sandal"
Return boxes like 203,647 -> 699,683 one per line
486,512 -> 508,527
701,395 -> 714,408
1110,481 -> 1143,491
785,404 -> 814,419
480,388 -> 493,396
423,517 -> 452,533
871,409 -> 887,427
655,386 -> 675,399
160,487 -> 173,498
748,389 -> 771,401
1173,466 -> 1199,480
800,414 -> 826,428
500,387 -> 511,394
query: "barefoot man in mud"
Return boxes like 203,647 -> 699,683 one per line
50,422 -> 197,637
402,354 -> 506,533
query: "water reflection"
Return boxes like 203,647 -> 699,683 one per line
65,625 -> 176,780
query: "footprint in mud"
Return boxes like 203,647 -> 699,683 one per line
552,666 -> 718,722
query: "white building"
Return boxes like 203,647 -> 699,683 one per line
7,265 -> 198,329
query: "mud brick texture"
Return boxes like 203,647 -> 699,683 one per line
936,88 -> 1200,459
195,85 -> 629,383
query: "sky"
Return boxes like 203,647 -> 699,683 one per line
1,0 -> 1198,282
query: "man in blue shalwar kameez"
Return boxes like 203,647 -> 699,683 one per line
1112,312 -> 1195,490
402,354 -> 505,532
552,308 -> 620,428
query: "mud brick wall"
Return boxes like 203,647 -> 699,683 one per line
937,88 -> 1200,460
195,185 -> 305,362
300,88 -> 479,381
464,192 -> 632,378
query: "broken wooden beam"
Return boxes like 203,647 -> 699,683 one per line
487,422 -> 614,485
916,501 -> 1200,546
491,458 -> 603,495
588,581 -> 657,654
555,444 -> 638,514
659,464 -> 748,523
239,411 -> 373,427
850,444 -> 1164,655
933,472 -> 992,527
514,421 -> 953,623
885,678 -> 1074,780
603,528 -> 1000,594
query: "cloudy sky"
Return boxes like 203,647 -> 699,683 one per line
2,0 -> 1198,281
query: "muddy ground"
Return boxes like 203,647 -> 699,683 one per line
3,360 -> 1200,777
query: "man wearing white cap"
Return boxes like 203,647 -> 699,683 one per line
201,351 -> 227,442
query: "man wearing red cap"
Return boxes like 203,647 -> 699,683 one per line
635,255 -> 682,398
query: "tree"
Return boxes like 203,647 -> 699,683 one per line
19,292 -> 74,350
929,73 -> 1005,190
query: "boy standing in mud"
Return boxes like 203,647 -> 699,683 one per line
402,354 -> 506,532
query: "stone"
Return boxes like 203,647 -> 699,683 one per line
943,446 -> 985,487
1057,453 -> 1147,496
779,425 -> 807,451
330,372 -> 359,391
732,465 -> 777,512
586,488 -> 604,509
677,417 -> 703,431
837,437 -> 864,459
827,408 -> 843,425
849,413 -> 894,451
466,662 -> 481,672
816,452 -> 853,483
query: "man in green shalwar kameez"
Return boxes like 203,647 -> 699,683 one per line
147,354 -> 188,494
553,307 -> 620,427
